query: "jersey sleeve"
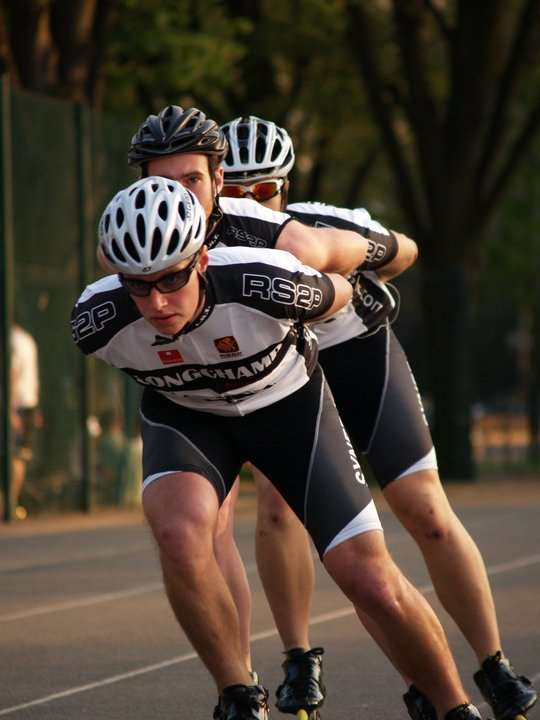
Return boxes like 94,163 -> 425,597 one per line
207,246 -> 335,322
70,275 -> 140,358
286,201 -> 398,270
215,197 -> 296,250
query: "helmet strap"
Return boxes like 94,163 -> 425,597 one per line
280,180 -> 290,211
205,201 -> 223,248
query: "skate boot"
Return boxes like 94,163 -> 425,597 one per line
445,703 -> 482,720
474,651 -> 537,720
275,647 -> 326,719
214,684 -> 270,720
403,684 -> 437,720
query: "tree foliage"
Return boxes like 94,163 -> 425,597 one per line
2,0 -> 540,477
343,0 -> 540,477
0,0 -> 113,103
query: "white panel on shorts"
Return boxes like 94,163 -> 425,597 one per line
142,470 -> 182,492
322,499 -> 383,556
394,446 -> 438,481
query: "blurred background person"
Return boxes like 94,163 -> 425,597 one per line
4,323 -> 42,519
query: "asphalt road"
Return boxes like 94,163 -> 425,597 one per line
1,481 -> 539,720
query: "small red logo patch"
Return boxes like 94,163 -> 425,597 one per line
214,336 -> 240,354
158,349 -> 184,365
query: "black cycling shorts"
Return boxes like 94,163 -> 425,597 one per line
318,324 -> 436,489
140,366 -> 381,557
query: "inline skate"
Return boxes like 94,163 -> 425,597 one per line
275,647 -> 325,720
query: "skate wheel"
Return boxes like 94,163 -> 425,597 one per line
296,712 -> 309,720
513,715 -> 527,720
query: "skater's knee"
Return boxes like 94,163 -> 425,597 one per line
385,471 -> 455,543
350,570 -> 406,617
154,514 -> 213,570
143,472 -> 218,565
403,503 -> 454,543
324,532 -> 406,616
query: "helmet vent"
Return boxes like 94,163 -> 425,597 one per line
135,190 -> 146,209
104,214 -> 111,232
255,137 -> 266,163
111,238 -> 126,262
136,214 -> 146,246
151,227 -> 162,260
123,232 -> 140,262
158,200 -> 168,220
116,208 -> 125,227
180,227 -> 193,252
240,146 -> 249,164
102,244 -> 114,263
271,139 -> 283,161
178,201 -> 186,221
168,228 -> 180,255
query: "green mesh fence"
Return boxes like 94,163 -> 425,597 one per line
2,85 -> 142,518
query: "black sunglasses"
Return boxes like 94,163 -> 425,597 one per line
120,252 -> 200,298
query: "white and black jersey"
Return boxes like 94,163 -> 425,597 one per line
71,246 -> 335,417
206,196 -> 293,251
287,201 -> 397,349
283,204 -> 436,487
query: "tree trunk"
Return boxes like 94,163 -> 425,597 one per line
421,262 -> 475,480
527,298 -> 540,465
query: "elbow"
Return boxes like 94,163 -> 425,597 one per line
407,238 -> 419,268
394,232 -> 418,271
328,273 -> 353,315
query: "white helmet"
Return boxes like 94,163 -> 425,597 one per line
220,116 -> 295,183
98,176 -> 206,274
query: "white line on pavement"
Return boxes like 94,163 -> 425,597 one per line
0,555 -> 539,714
0,604 -> 356,717
0,582 -> 163,621
4,551 -> 540,625
0,562 -> 256,622
0,543 -> 153,573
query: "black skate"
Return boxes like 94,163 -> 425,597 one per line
275,647 -> 326,719
403,684 -> 437,720
214,684 -> 270,720
445,703 -> 483,720
474,651 -> 537,720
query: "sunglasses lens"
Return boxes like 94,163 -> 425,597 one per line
121,254 -> 198,297
121,279 -> 151,297
221,185 -> 246,198
156,269 -> 190,293
252,181 -> 280,201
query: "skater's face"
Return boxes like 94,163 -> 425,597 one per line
123,247 -> 209,335
146,154 -> 223,220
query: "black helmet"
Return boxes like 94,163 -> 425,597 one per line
128,105 -> 228,167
